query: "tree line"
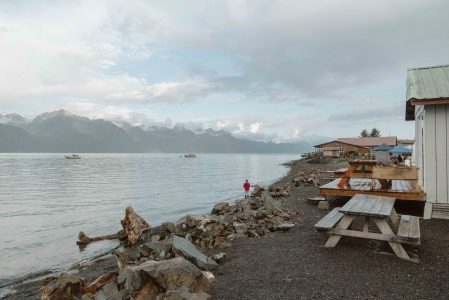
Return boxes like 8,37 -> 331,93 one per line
360,128 -> 381,137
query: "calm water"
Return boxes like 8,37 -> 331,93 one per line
0,153 -> 298,285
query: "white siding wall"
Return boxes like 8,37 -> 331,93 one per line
422,104 -> 449,204
415,105 -> 424,187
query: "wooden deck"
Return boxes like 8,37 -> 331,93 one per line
320,178 -> 426,201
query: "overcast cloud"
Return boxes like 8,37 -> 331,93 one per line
1,0 -> 448,142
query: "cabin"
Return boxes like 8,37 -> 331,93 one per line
315,137 -> 397,157
405,64 -> 449,219
397,139 -> 414,150
314,140 -> 369,157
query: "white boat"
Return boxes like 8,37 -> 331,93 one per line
184,153 -> 197,158
64,154 -> 81,159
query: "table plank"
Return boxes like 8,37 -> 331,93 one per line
340,194 -> 395,217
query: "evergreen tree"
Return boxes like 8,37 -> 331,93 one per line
370,128 -> 381,137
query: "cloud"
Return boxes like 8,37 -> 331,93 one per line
0,0 -> 443,140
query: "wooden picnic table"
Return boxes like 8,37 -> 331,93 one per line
315,194 -> 420,262
337,160 -> 377,188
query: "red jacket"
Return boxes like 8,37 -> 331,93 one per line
243,182 -> 251,191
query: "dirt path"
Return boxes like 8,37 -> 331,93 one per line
212,159 -> 449,300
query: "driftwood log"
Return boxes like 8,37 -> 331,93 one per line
77,206 -> 150,247
76,231 -> 125,245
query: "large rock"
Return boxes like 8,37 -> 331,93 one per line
113,247 -> 140,270
260,191 -> 283,215
121,257 -> 213,294
172,235 -> 218,271
140,238 -> 174,260
164,286 -> 212,300
84,272 -> 118,295
139,222 -> 175,243
211,202 -> 230,215
121,206 -> 150,247
41,273 -> 85,300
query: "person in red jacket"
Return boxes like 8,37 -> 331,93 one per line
243,179 -> 251,199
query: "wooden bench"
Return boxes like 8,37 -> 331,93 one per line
397,215 -> 421,244
314,207 -> 343,231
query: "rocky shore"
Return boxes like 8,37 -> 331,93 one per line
5,157 -> 449,299
3,158 -> 318,299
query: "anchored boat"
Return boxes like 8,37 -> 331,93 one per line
64,154 -> 81,159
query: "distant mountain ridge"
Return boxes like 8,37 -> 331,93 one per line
0,110 -> 312,153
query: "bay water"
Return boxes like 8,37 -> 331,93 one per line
0,153 -> 298,286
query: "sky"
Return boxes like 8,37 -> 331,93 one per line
1,0 -> 448,144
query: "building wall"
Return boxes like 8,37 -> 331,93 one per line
421,104 -> 449,204
320,141 -> 369,156
415,105 -> 424,187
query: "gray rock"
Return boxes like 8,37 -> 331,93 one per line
211,202 -> 230,215
112,247 -> 140,270
255,208 -> 267,219
123,257 -> 213,293
233,222 -> 248,235
164,286 -> 212,300
41,273 -> 85,300
140,238 -> 174,259
139,223 -> 174,243
172,235 -> 218,271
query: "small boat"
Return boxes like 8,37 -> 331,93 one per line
184,153 -> 197,158
65,154 -> 81,159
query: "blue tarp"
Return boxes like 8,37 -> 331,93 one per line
373,143 -> 393,152
389,146 -> 412,155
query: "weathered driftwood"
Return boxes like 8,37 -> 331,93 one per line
76,206 -> 150,247
76,230 -> 125,245
121,206 -> 150,246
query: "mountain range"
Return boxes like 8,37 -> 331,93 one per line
0,110 -> 312,153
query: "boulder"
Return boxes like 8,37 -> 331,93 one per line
122,257 -> 213,294
84,272 -> 118,295
140,238 -> 174,260
250,185 -> 264,197
121,206 -> 150,247
135,283 -> 162,300
139,223 -> 174,243
113,247 -> 140,270
164,286 -> 212,300
260,191 -> 282,215
211,202 -> 230,215
172,235 -> 218,271
233,222 -> 248,235
41,273 -> 85,300
92,282 -> 120,300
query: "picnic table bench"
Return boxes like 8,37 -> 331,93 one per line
314,194 -> 420,262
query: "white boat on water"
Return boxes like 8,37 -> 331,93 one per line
65,154 -> 81,159
184,153 -> 197,158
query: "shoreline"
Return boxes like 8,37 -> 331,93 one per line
1,157 -> 301,299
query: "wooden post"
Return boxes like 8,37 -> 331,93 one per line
325,215 -> 356,248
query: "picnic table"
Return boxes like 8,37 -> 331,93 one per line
337,160 -> 377,188
315,194 -> 420,262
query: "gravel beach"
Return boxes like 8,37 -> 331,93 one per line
4,158 -> 449,299
212,159 -> 449,300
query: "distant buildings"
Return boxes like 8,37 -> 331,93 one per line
405,64 -> 449,219
314,136 -> 397,157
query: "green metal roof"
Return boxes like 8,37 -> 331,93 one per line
406,64 -> 449,101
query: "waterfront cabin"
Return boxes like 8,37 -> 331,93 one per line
315,137 -> 397,158
405,64 -> 449,219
